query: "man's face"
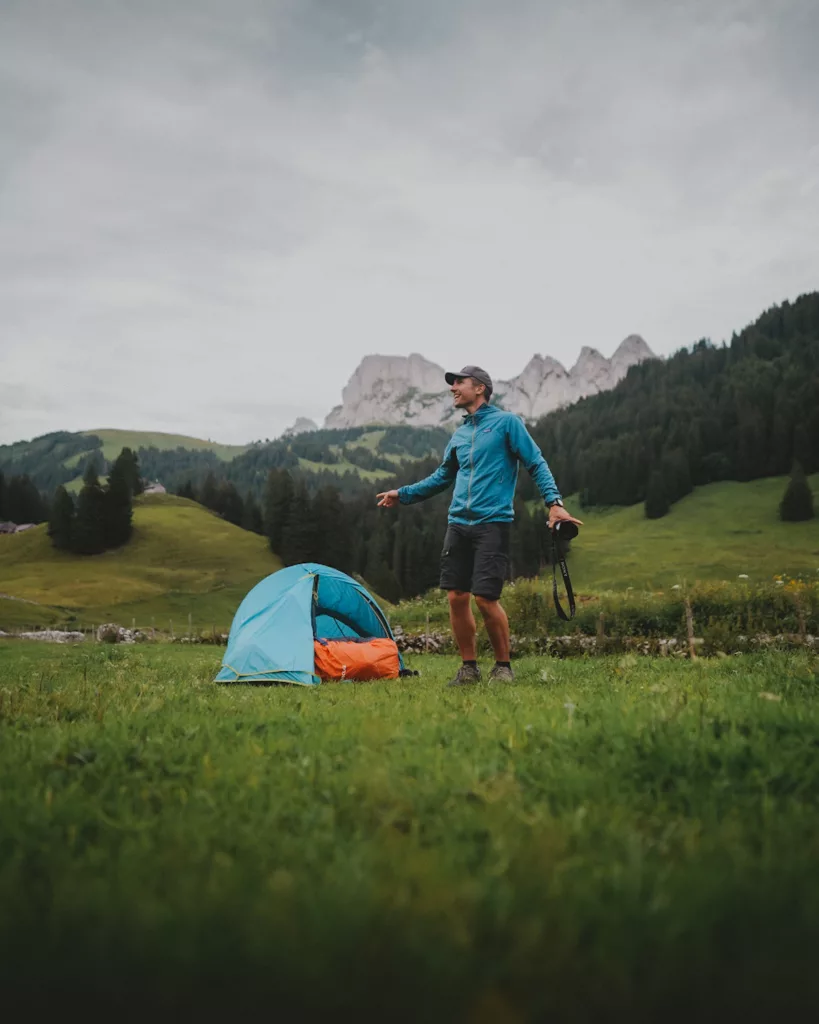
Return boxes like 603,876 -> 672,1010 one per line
450,375 -> 485,408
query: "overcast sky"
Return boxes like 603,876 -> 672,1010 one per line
1,0 -> 817,445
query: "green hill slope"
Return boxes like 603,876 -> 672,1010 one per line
0,494 -> 281,631
0,429 -> 249,496
85,429 -> 247,462
3,475 -> 816,636
555,473 -> 819,591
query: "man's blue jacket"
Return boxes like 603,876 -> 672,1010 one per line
397,403 -> 561,525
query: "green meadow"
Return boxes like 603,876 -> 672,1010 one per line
559,473 -> 819,592
86,428 -> 248,463
2,475 -> 817,637
0,494 -> 280,632
1,641 -> 817,1018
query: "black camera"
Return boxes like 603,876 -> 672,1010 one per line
553,519 -> 579,542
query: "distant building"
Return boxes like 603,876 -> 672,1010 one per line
143,482 -> 167,495
0,522 -> 36,535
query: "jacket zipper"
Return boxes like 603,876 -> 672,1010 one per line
466,420 -> 476,514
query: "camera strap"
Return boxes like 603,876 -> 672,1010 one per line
551,530 -> 576,621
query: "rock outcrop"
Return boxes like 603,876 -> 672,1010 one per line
324,336 -> 654,428
283,417 -> 320,437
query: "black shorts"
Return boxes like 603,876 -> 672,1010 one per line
439,522 -> 511,601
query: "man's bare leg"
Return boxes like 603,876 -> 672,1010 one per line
448,589 -> 477,661
474,596 -> 510,663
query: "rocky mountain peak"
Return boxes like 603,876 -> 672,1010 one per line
283,417 -> 319,437
323,336 -> 655,429
610,334 -> 653,377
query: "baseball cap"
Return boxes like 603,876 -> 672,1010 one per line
444,365 -> 493,395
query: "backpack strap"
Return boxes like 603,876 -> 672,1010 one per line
551,528 -> 576,621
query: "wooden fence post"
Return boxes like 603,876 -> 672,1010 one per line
796,597 -> 807,643
685,598 -> 697,660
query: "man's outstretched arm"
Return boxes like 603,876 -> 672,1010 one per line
506,417 -> 583,527
377,441 -> 458,508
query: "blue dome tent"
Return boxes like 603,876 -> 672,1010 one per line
215,563 -> 407,686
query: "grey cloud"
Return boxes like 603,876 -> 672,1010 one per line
1,1 -> 817,445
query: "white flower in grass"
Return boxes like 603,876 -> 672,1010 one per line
738,574 -> 749,579
671,584 -> 681,591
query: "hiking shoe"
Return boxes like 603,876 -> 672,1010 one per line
488,664 -> 515,683
447,663 -> 482,687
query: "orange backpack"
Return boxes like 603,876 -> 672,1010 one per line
314,637 -> 401,682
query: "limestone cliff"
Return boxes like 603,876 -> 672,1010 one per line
323,337 -> 654,428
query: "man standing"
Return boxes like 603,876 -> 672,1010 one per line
377,366 -> 582,686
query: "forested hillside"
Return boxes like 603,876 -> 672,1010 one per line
525,292 -> 819,510
248,292 -> 819,601
0,424 -> 452,501
3,293 -> 816,603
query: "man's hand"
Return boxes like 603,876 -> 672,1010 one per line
376,489 -> 400,508
548,504 -> 583,529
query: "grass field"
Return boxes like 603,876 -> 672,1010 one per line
561,473 -> 819,591
0,642 -> 816,1018
2,476 -> 817,636
297,455 -> 393,481
0,494 -> 279,631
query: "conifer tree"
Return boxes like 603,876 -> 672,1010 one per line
264,469 -> 295,555
215,481 -> 244,526
0,470 -> 6,520
312,485 -> 352,572
177,479 -> 197,501
200,471 -> 219,512
104,452 -> 134,548
510,498 -> 539,579
644,470 -> 670,519
363,522 -> 401,603
779,461 -> 815,522
48,485 -> 75,551
116,447 -> 144,495
241,491 -> 264,534
73,461 -> 107,554
281,479 -> 316,565
3,474 -> 47,524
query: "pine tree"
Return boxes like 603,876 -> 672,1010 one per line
200,471 -> 219,512
48,486 -> 75,551
3,474 -> 48,524
264,469 -> 295,555
660,447 -> 692,504
644,470 -> 670,519
177,479 -> 197,501
313,485 -> 352,572
72,461 -> 107,554
363,524 -> 401,604
104,453 -> 134,548
116,447 -> 144,495
0,471 -> 6,520
281,480 -> 316,565
510,498 -> 539,579
215,481 -> 244,526
241,491 -> 264,534
779,462 -> 815,522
